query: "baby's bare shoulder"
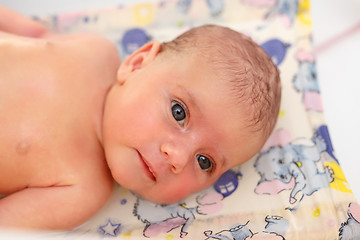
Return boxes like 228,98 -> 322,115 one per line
51,32 -> 120,62
47,33 -> 121,83
0,30 -> 119,96
0,31 -> 120,66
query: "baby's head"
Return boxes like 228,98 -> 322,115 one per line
102,25 -> 281,203
160,25 -> 281,139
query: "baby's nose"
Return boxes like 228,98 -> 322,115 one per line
160,142 -> 191,174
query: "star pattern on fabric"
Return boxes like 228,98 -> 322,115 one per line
99,220 -> 121,237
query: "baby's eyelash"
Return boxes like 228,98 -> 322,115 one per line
209,159 -> 216,175
207,156 -> 217,175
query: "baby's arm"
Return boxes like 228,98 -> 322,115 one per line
0,183 -> 111,229
0,6 -> 48,37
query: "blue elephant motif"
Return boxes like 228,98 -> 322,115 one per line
339,203 -> 360,240
133,191 -> 224,238
265,0 -> 299,24
204,222 -> 253,240
204,215 -> 289,240
176,0 -> 224,16
254,136 -> 334,209
293,61 -> 319,93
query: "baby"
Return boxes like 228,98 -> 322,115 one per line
0,7 -> 281,230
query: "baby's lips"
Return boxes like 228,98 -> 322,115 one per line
137,150 -> 157,181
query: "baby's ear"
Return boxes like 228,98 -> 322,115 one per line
117,41 -> 161,85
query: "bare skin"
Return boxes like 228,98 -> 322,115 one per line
0,7 -> 268,230
0,7 -> 120,229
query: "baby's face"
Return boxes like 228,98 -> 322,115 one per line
102,46 -> 260,203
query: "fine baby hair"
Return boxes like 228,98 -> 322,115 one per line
160,24 -> 281,143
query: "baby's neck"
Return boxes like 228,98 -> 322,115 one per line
96,83 -> 116,149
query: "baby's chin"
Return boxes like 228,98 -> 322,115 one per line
133,189 -> 190,204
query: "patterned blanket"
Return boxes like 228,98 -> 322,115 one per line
36,1 -> 360,239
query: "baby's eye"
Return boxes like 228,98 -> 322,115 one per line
171,101 -> 187,126
197,155 -> 213,172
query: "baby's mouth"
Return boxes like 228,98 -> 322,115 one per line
137,150 -> 156,182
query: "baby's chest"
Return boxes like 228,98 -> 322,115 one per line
0,112 -> 102,194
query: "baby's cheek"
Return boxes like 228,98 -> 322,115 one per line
104,146 -> 135,187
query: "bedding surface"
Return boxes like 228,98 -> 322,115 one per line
36,1 -> 359,239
